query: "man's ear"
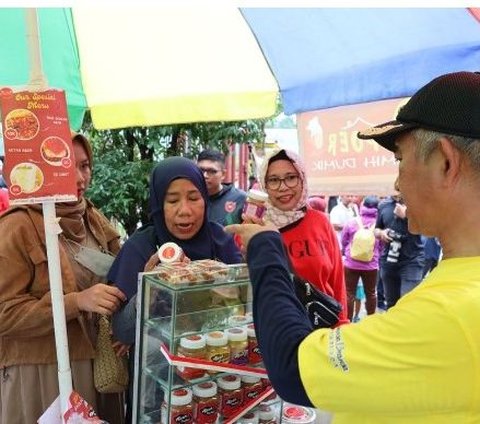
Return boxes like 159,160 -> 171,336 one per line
438,136 -> 461,187
220,168 -> 227,183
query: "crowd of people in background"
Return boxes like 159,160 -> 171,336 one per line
215,144 -> 441,323
318,191 -> 441,319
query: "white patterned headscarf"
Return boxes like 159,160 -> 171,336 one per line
260,149 -> 308,229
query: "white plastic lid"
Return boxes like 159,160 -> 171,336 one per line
246,323 -> 256,337
238,410 -> 259,424
180,334 -> 206,349
158,242 -> 183,263
228,315 -> 250,326
217,374 -> 241,390
192,381 -> 217,398
247,189 -> 268,203
282,404 -> 316,424
241,374 -> 261,384
167,388 -> 193,406
226,327 -> 248,342
258,404 -> 275,420
206,331 -> 228,346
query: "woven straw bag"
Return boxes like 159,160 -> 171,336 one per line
93,315 -> 129,393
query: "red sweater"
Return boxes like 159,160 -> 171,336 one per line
280,209 -> 348,324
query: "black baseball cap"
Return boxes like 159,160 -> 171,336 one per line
357,71 -> 480,152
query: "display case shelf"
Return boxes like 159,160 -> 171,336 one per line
133,267 -> 283,424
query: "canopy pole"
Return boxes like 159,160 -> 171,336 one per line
42,202 -> 73,422
25,8 -> 48,90
25,9 -> 72,421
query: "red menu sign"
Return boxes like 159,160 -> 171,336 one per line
0,87 -> 77,205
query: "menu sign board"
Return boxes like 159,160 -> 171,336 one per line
0,88 -> 77,205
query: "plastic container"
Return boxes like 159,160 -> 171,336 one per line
176,334 -> 207,380
192,381 -> 219,424
281,403 -> 316,424
217,374 -> 244,417
243,189 -> 268,219
241,375 -> 263,403
205,331 -> 230,374
226,327 -> 248,366
258,404 -> 277,423
160,388 -> 194,424
228,315 -> 250,327
237,410 -> 259,424
158,242 -> 185,263
246,323 -> 262,365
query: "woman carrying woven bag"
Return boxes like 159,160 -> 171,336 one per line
0,133 -> 128,424
94,315 -> 129,394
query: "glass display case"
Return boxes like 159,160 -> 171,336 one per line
132,263 -> 284,424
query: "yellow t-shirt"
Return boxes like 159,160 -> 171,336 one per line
299,257 -> 480,423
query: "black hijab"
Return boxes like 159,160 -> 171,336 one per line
150,156 -> 216,259
108,157 -> 242,299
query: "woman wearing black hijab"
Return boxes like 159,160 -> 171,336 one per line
108,156 -> 242,421
109,156 -> 242,299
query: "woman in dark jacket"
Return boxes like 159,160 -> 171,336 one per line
109,156 -> 242,422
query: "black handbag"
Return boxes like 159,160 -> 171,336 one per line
292,274 -> 343,329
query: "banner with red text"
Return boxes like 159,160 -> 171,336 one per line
298,98 -> 409,196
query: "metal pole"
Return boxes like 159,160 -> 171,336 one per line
42,202 -> 73,420
25,8 -> 72,420
25,9 -> 48,90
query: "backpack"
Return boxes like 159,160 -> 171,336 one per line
350,221 -> 375,262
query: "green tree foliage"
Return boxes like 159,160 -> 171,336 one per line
81,112 -> 271,236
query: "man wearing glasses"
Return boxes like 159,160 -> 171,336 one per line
197,149 -> 246,226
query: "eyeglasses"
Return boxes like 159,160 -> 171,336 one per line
265,174 -> 300,190
199,167 -> 221,177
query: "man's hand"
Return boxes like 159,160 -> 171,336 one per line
375,228 -> 393,243
225,220 -> 278,251
393,203 -> 407,219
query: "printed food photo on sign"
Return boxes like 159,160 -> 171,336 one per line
41,136 -> 70,166
5,108 -> 40,140
9,162 -> 44,194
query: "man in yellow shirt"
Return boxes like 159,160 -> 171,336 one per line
227,71 -> 480,423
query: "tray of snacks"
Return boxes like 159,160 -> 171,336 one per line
151,260 -> 249,287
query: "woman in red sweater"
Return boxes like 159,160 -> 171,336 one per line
258,149 -> 348,324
